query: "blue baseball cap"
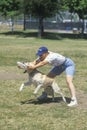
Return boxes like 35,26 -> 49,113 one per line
36,46 -> 48,56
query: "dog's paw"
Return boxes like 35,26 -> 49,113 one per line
33,92 -> 37,97
19,84 -> 24,91
33,93 -> 37,98
33,91 -> 37,95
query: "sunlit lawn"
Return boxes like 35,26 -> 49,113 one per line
0,31 -> 87,130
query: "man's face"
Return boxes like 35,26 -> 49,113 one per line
39,53 -> 47,61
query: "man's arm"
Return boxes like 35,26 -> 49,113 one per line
32,58 -> 41,65
27,60 -> 48,70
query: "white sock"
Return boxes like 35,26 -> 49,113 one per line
71,97 -> 77,101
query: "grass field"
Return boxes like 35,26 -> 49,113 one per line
0,31 -> 87,130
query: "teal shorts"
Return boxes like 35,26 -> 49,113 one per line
50,58 -> 75,76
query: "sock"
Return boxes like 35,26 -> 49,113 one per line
71,97 -> 77,101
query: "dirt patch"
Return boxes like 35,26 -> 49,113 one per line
0,72 -> 27,80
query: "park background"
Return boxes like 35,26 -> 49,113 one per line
0,0 -> 87,130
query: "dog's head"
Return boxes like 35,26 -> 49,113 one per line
17,61 -> 35,73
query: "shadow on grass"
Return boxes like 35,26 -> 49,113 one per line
0,31 -> 38,38
20,97 -> 70,105
0,31 -> 87,40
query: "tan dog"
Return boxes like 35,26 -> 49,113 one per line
17,62 -> 66,102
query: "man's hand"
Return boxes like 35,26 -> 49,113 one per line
27,64 -> 35,70
27,62 -> 35,70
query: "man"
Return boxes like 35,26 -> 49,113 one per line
28,46 -> 78,107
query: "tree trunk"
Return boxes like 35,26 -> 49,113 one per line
23,13 -> 26,31
71,13 -> 73,30
11,16 -> 14,32
79,18 -> 85,37
38,17 -> 44,38
81,19 -> 84,34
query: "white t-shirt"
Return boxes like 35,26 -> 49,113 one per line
44,51 -> 66,66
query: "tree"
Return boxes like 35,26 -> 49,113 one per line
0,0 -> 20,31
18,0 -> 30,31
74,0 -> 87,34
24,0 -> 61,37
62,0 -> 87,34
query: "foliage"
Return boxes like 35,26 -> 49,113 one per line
0,0 -> 21,32
61,0 -> 87,34
24,0 -> 60,18
0,0 -> 87,36
0,0 -> 20,17
22,0 -> 61,37
62,0 -> 87,19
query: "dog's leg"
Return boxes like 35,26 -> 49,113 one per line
52,82 -> 66,103
44,86 -> 54,101
51,88 -> 55,102
33,84 -> 42,95
19,81 -> 31,92
19,83 -> 24,91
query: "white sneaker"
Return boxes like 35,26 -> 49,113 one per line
67,99 -> 78,107
37,92 -> 47,100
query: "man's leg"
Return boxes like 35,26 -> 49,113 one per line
66,75 -> 78,107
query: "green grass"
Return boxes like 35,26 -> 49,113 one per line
0,31 -> 87,130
